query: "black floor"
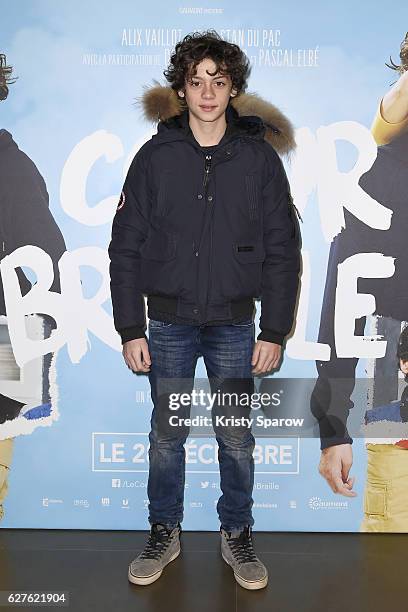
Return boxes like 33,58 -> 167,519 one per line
0,529 -> 406,612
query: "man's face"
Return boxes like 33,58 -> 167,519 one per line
400,358 -> 408,375
180,57 -> 237,123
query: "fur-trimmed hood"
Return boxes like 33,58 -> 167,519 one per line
136,80 -> 296,157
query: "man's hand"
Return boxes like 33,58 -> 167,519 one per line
251,340 -> 281,375
318,444 -> 357,497
123,338 -> 151,373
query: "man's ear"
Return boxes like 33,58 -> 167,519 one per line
230,88 -> 238,98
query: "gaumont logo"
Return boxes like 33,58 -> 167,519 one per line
308,496 -> 348,511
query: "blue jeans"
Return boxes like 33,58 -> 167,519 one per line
146,318 -> 256,532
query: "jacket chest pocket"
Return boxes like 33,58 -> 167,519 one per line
155,170 -> 172,217
140,227 -> 177,261
245,174 -> 261,221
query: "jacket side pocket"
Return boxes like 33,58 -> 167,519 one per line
233,241 -> 265,263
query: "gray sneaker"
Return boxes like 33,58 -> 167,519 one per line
220,525 -> 268,590
128,523 -> 181,585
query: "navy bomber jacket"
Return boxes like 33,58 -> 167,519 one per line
109,85 -> 301,346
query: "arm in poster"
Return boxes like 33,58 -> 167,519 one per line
8,150 -> 66,293
371,70 -> 408,145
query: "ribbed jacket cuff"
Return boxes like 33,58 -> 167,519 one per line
257,329 -> 285,345
320,436 -> 354,450
315,413 -> 353,450
118,326 -> 147,344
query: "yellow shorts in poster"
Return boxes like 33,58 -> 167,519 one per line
361,443 -> 408,532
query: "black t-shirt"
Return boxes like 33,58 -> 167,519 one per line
200,144 -> 219,155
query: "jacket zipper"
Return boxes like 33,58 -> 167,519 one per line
202,154 -> 212,192
194,153 -> 214,311
203,154 -> 213,307
194,153 -> 213,257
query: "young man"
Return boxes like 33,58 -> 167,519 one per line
109,30 -> 301,589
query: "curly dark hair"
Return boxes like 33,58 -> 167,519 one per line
0,53 -> 17,101
163,30 -> 251,98
385,31 -> 408,79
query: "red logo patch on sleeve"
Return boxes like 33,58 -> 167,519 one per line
117,190 -> 126,211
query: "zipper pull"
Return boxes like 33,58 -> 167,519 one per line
202,154 -> 212,192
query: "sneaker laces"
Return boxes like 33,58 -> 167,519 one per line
139,523 -> 176,560
226,526 -> 258,564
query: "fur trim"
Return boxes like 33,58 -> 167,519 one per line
136,79 -> 296,156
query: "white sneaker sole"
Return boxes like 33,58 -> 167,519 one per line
221,552 -> 268,590
128,546 -> 181,586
